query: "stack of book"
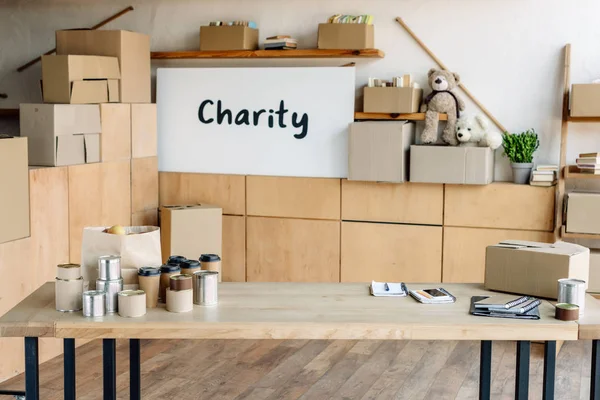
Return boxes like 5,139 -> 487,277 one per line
264,35 -> 297,50
530,165 -> 558,186
577,152 -> 600,175
209,20 -> 257,28
327,14 -> 374,24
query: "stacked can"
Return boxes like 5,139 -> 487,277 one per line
55,263 -> 84,312
96,255 -> 123,313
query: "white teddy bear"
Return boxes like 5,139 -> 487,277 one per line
455,114 -> 502,149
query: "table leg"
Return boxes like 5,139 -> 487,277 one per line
25,337 -> 40,400
543,341 -> 556,400
130,339 -> 141,400
479,340 -> 492,400
103,339 -> 116,400
592,340 -> 600,400
64,338 -> 76,400
516,341 -> 530,400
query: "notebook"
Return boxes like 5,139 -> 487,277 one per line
470,296 -> 541,320
370,281 -> 408,297
409,288 -> 455,304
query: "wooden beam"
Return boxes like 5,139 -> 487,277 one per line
151,48 -> 385,59
354,112 -> 448,121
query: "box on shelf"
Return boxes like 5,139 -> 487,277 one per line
485,240 -> 589,299
410,145 -> 494,185
570,84 -> 600,117
589,250 -> 600,293
566,192 -> 600,234
363,87 -> 422,114
200,26 -> 259,51
131,103 -> 157,158
20,104 -> 101,166
0,136 -> 30,244
317,23 -> 374,49
42,55 -> 120,104
348,121 -> 415,183
160,204 -> 222,264
56,29 -> 151,103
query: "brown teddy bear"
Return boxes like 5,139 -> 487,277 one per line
420,68 -> 466,145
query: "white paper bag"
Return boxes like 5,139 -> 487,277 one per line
81,226 -> 162,288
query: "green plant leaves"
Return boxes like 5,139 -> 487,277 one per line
502,129 -> 539,163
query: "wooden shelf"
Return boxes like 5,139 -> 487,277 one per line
568,115 -> 600,123
354,112 -> 448,121
561,226 -> 600,240
151,49 -> 385,60
0,109 -> 19,118
564,165 -> 600,179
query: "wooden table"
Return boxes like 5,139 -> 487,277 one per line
0,282 -> 578,400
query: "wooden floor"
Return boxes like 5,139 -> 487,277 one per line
0,339 -> 593,400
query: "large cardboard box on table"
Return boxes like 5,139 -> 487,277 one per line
410,145 -> 494,185
56,29 -> 150,103
20,104 -> 100,166
317,23 -> 374,49
484,240 -> 589,299
42,55 -> 120,104
160,204 -> 222,264
566,192 -> 600,234
348,121 -> 415,183
0,136 -> 30,244
100,104 -> 131,162
363,87 -> 422,114
200,26 -> 259,51
571,84 -> 600,117
131,104 -> 157,158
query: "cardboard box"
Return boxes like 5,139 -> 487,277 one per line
588,250 -> 600,293
100,104 -> 131,162
363,87 -> 423,114
348,121 -> 415,183
160,204 -> 222,264
410,145 -> 494,185
20,104 -> 101,166
317,23 -> 374,49
571,84 -> 600,117
566,192 -> 600,234
56,30 -> 151,103
42,55 -> 120,104
131,104 -> 157,158
0,136 -> 30,244
484,240 -> 589,299
200,26 -> 259,51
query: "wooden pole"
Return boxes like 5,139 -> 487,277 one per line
17,6 -> 134,73
395,17 -> 508,133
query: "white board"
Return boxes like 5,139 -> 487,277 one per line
157,67 -> 355,178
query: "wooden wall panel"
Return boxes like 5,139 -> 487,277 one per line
246,176 -> 340,220
341,222 -> 442,283
131,156 -> 158,213
444,183 -> 555,231
159,172 -> 245,215
132,209 -> 158,227
223,215 -> 246,282
442,227 -> 555,283
341,180 -> 443,225
247,217 -> 340,282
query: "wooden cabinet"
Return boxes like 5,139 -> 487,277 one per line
223,215 -> 246,282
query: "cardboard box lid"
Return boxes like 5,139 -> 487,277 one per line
490,240 -> 588,256
42,55 -> 120,80
84,133 -> 100,163
161,204 -> 223,213
56,134 -> 85,166
20,104 -> 101,136
70,80 -> 109,104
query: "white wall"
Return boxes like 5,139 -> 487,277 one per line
2,0 -> 600,180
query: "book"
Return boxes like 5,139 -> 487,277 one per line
535,165 -> 559,171
579,152 -> 600,158
264,38 -> 297,44
474,295 -> 530,310
577,157 -> 600,164
532,170 -> 555,175
580,170 -> 600,175
531,174 -> 555,182
369,281 -> 407,297
470,296 -> 540,320
530,180 -> 557,187
409,288 -> 455,304
266,35 -> 291,40
577,164 -> 600,170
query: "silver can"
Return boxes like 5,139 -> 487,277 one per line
98,255 -> 121,281
558,278 -> 586,316
83,290 -> 106,317
96,278 -> 124,313
193,271 -> 218,306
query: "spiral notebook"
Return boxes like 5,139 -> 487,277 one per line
470,296 -> 541,320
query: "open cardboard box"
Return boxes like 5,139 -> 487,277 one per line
571,84 -> 600,117
317,23 -> 374,49
363,87 -> 422,114
566,192 -> 600,234
200,26 -> 259,51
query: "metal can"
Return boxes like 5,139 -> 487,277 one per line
98,255 -> 121,281
96,278 -> 124,313
55,277 -> 83,312
193,270 -> 218,306
57,263 -> 82,280
118,290 -> 147,318
557,278 -> 586,316
83,290 -> 106,317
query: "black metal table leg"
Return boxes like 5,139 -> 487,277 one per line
543,341 -> 556,400
103,339 -> 116,400
130,339 -> 141,400
592,340 -> 600,400
516,341 -> 530,400
479,340 -> 492,400
25,337 -> 40,400
64,338 -> 76,400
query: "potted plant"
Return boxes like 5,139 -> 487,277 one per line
502,129 -> 539,184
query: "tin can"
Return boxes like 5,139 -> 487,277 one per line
83,290 -> 106,317
57,263 -> 82,280
557,278 -> 586,316
193,270 -> 218,306
98,255 -> 121,281
118,290 -> 147,318
96,278 -> 123,313
55,277 -> 83,312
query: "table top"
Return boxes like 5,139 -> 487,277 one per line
0,282 -> 577,341
575,295 -> 600,339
